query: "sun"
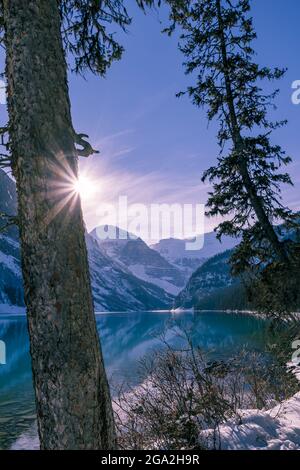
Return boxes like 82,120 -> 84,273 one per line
73,175 -> 97,201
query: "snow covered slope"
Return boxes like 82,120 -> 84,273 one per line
0,170 -> 18,241
204,364 -> 300,450
10,391 -> 300,451
174,222 -> 300,311
0,231 -> 173,313
90,226 -> 186,295
87,234 -> 173,311
152,232 -> 238,279
0,171 -> 173,312
0,171 -> 24,308
174,250 -> 236,309
0,235 -> 24,308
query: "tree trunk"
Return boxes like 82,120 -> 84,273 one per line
215,0 -> 288,264
3,0 -> 116,450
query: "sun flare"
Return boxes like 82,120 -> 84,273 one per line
73,175 -> 97,201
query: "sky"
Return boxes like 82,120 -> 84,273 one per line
1,0 -> 300,241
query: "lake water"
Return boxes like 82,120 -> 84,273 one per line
0,310 -> 267,449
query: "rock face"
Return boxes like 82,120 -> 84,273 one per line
174,250 -> 237,309
0,170 -> 24,308
90,226 -> 185,295
0,235 -> 24,307
0,170 -> 173,312
0,169 -> 18,240
151,232 -> 238,279
174,221 -> 300,311
86,234 -> 173,312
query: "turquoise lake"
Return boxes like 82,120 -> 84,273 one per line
0,310 -> 267,449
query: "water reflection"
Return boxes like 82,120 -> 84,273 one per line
0,311 -> 266,449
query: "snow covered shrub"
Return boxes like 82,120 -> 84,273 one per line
114,344 -> 235,450
113,324 -> 299,450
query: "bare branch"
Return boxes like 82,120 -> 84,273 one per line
74,132 -> 100,157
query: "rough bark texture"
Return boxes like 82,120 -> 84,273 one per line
3,0 -> 116,450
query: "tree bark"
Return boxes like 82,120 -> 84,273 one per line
3,0 -> 116,450
215,0 -> 288,264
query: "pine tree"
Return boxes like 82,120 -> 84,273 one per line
0,0 -> 155,450
164,0 -> 299,313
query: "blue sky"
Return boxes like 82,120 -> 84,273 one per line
1,0 -> 300,238
68,0 -> 300,235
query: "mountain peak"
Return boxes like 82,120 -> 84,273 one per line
90,225 -> 138,243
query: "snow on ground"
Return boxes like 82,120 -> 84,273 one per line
10,423 -> 39,450
10,390 -> 300,450
203,363 -> 300,450
204,392 -> 300,450
9,352 -> 300,450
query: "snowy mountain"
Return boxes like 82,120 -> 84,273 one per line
0,170 -> 173,312
173,250 -> 238,309
0,235 -> 24,309
0,170 -> 18,241
151,232 -> 238,278
174,219 -> 300,311
87,234 -> 173,311
90,226 -> 186,295
0,171 -> 24,310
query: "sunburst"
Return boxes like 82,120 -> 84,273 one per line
42,153 -> 98,227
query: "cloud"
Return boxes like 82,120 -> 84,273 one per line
78,158 -> 213,238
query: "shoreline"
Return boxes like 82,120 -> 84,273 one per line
1,302 -> 299,318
